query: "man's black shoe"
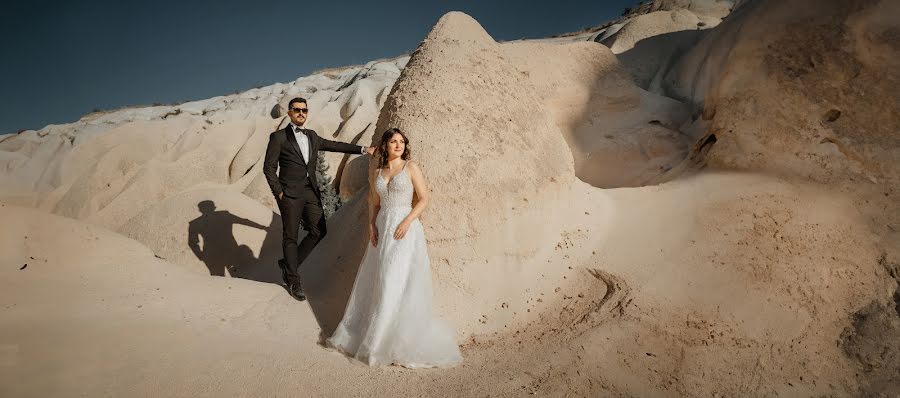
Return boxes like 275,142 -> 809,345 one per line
288,282 -> 306,301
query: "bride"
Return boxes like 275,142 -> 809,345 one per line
326,128 -> 463,368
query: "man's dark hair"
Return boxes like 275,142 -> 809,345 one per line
288,97 -> 307,109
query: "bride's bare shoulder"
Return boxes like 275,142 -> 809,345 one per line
406,161 -> 427,182
405,160 -> 421,172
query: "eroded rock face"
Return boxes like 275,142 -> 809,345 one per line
0,57 -> 408,215
840,254 -> 900,395
593,0 -> 734,92
0,57 -> 409,283
501,40 -> 693,188
2,3 -> 898,396
668,0 -> 900,187
657,4 -> 900,392
841,296 -> 900,396
651,0 -> 736,20
308,12 -> 584,336
601,9 -> 705,89
372,11 -> 575,243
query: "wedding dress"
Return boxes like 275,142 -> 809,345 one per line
326,163 -> 462,368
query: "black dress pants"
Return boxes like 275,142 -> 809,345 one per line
277,184 -> 327,285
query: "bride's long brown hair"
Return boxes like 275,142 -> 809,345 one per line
377,128 -> 411,168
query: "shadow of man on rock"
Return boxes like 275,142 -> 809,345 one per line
299,190 -> 370,339
188,200 -> 283,283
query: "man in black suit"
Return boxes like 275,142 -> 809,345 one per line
264,97 -> 375,300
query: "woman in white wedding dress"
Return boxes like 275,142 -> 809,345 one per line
326,128 -> 462,368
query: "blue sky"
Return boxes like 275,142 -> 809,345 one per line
0,0 -> 637,133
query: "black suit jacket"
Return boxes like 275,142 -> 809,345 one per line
263,125 -> 363,201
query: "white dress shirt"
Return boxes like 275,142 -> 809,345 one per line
290,123 -> 311,164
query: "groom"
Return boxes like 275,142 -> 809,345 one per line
264,97 -> 375,301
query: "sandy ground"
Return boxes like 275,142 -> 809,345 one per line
3,170 -> 894,397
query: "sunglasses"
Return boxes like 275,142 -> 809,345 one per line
290,107 -> 309,114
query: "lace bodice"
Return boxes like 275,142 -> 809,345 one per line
375,165 -> 413,210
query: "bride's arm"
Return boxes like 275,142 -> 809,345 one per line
394,161 -> 428,240
369,167 -> 381,246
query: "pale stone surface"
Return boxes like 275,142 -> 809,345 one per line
1,1 -> 897,396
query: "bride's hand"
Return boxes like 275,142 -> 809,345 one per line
369,225 -> 378,247
393,220 -> 411,240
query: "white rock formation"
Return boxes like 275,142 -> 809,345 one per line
1,1 -> 897,396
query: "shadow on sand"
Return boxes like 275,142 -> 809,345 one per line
187,200 -> 284,284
